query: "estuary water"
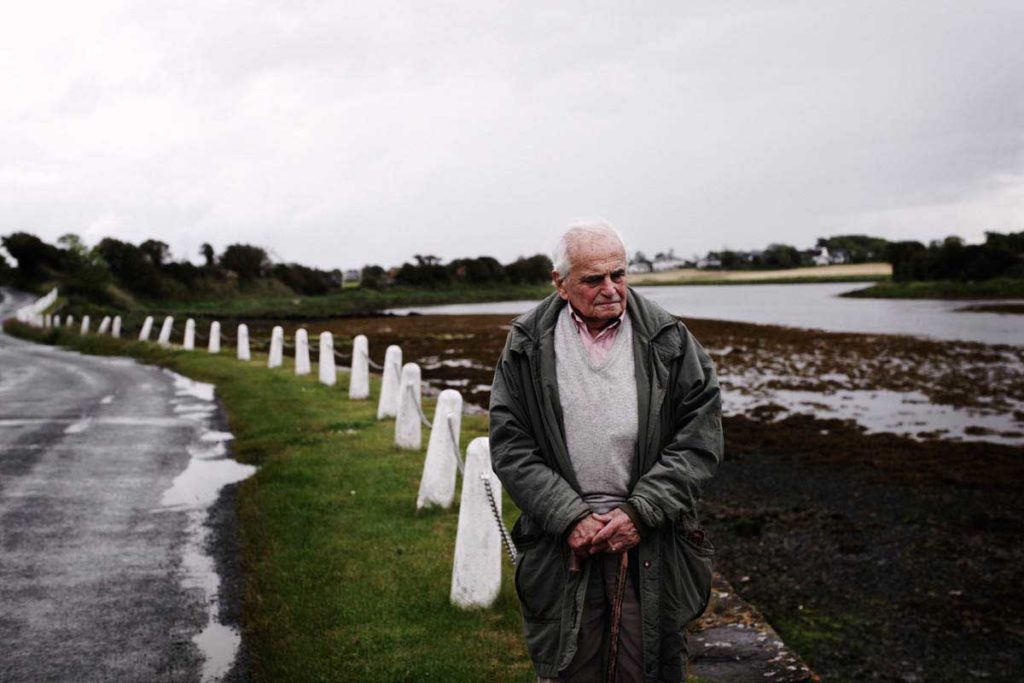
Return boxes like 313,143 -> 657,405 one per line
389,282 -> 1022,347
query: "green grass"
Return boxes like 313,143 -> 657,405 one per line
5,321 -> 532,682
842,277 -> 1024,300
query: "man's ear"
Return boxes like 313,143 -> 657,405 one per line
552,271 -> 569,300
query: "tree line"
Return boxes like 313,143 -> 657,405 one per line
885,231 -> 1024,282
0,232 -> 554,305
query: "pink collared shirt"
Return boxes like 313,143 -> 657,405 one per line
568,306 -> 625,365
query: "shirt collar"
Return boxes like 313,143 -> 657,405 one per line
568,305 -> 624,341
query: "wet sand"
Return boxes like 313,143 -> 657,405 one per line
244,313 -> 1023,682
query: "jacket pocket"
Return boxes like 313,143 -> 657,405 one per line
662,523 -> 715,629
513,533 -> 567,667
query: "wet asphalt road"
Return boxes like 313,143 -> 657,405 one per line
0,293 -> 209,681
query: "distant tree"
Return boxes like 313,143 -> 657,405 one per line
95,237 -> 165,297
200,243 -> 216,267
360,264 -> 387,290
271,263 -> 337,295
139,239 -> 171,268
448,256 -> 506,284
762,243 -> 801,269
220,244 -> 270,282
505,254 -> 553,284
1,232 -> 63,286
394,255 -> 450,287
816,235 -> 891,263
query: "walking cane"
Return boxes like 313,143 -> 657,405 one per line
606,551 -> 629,683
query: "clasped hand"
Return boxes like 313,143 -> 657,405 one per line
567,508 -> 639,560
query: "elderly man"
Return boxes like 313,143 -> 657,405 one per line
489,222 -> 723,683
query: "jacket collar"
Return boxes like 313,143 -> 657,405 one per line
510,287 -> 679,357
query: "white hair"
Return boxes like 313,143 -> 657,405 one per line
552,220 -> 628,276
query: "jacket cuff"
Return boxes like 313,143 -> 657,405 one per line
617,503 -> 645,537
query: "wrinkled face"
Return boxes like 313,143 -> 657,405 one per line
553,237 -> 628,329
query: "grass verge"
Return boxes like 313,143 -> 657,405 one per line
4,320 -> 532,682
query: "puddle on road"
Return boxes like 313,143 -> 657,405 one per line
159,371 -> 256,682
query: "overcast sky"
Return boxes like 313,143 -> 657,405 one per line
2,0 -> 1022,269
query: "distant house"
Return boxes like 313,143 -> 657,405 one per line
696,256 -> 722,270
829,249 -> 849,265
651,251 -> 687,271
343,268 -> 361,283
811,247 -> 831,267
628,259 -> 653,273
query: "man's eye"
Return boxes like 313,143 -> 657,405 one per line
583,277 -> 603,285
611,271 -> 625,282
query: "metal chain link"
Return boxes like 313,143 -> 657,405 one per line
481,473 -> 517,565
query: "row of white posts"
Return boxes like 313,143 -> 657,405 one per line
27,298 -> 506,609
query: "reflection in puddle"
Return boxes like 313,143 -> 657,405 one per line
160,371 -> 255,682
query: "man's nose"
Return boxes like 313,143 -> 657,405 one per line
599,276 -> 617,295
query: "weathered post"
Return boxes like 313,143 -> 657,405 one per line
237,324 -> 251,361
268,325 -> 284,368
80,315 -> 90,335
294,329 -> 310,375
318,332 -> 336,385
157,316 -> 174,346
376,345 -> 403,419
208,321 -> 220,353
138,316 -> 153,341
395,362 -> 423,449
52,315 -> 60,328
97,316 -> 111,335
348,334 -> 370,400
417,389 -> 462,509
451,437 -> 502,608
66,315 -> 74,329
183,318 -> 196,350
43,314 -> 50,328
112,316 -> 122,338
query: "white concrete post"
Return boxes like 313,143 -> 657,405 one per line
237,324 -> 251,361
112,316 -> 122,338
349,334 -> 370,400
157,316 -> 174,346
52,315 -> 61,328
183,318 -> 196,350
97,316 -> 111,335
43,314 -> 50,328
208,321 -> 221,353
138,316 -> 153,341
80,315 -> 90,335
417,389 -> 462,509
451,437 -> 502,609
268,326 -> 284,368
376,345 -> 403,419
294,329 -> 310,375
66,315 -> 74,328
318,332 -> 336,385
395,362 -> 423,450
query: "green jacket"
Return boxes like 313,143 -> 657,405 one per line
489,288 -> 723,681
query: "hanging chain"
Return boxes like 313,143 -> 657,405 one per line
481,473 -> 517,565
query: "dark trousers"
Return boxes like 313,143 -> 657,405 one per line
538,553 -> 643,683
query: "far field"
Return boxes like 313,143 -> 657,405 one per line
630,262 -> 891,285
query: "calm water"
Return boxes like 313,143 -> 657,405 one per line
390,283 -> 1023,346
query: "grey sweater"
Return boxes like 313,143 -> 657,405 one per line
554,306 -> 639,514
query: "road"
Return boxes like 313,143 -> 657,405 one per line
0,289 -> 248,682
